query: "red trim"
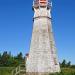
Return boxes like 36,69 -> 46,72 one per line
40,0 -> 47,1
40,2 -> 46,4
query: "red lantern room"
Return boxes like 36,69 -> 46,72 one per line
40,0 -> 47,5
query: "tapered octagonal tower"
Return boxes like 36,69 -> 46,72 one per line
26,0 -> 60,75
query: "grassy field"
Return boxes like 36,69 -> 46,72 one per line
60,68 -> 75,75
49,68 -> 75,75
0,67 -> 14,75
0,67 -> 75,75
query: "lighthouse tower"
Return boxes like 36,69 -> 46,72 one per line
26,0 -> 60,75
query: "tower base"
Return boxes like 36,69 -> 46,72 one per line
26,72 -> 61,75
26,72 -> 50,75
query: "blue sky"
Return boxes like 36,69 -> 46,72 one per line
0,0 -> 75,64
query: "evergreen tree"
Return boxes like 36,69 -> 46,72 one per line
0,53 -> 1,60
61,59 -> 66,67
67,61 -> 71,67
1,51 -> 9,66
17,52 -> 23,61
0,53 -> 2,65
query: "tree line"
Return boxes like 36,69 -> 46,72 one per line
60,59 -> 75,68
0,51 -> 25,67
0,51 -> 75,68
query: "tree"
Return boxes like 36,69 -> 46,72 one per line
13,52 -> 24,65
0,53 -> 1,60
17,52 -> 23,60
61,59 -> 66,67
1,51 -> 9,66
0,51 -> 25,67
1,51 -> 13,66
0,53 -> 2,65
7,52 -> 14,67
67,61 -> 71,67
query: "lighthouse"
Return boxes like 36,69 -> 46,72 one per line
26,0 -> 60,75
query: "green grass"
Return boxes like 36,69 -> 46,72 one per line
0,67 -> 75,75
61,68 -> 75,75
49,68 -> 75,75
0,67 -> 14,75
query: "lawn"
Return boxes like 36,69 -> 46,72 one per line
0,67 -> 14,75
49,68 -> 75,75
0,67 -> 75,75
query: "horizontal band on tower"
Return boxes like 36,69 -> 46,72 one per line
33,16 -> 51,20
